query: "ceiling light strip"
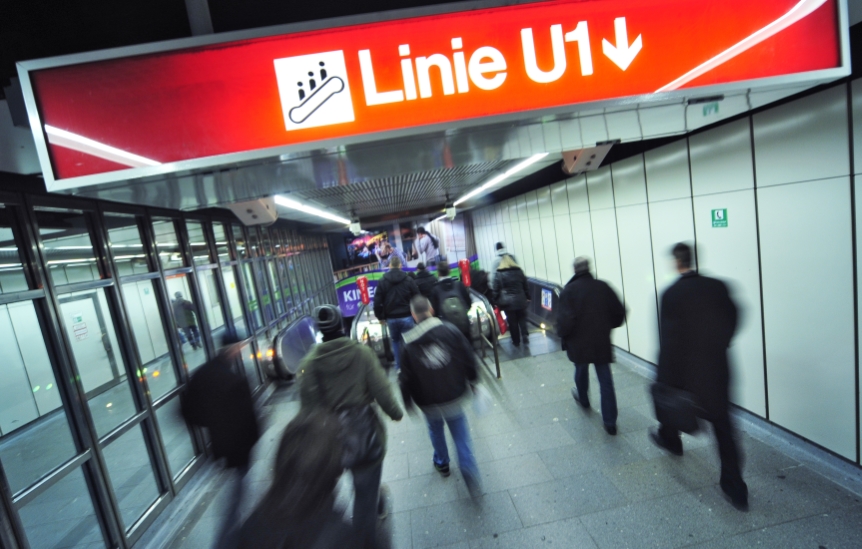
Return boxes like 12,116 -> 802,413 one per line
273,195 -> 350,225
454,153 -> 548,206
44,125 -> 161,167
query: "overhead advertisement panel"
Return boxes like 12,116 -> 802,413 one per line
19,0 -> 848,190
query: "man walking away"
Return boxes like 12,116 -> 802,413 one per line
299,305 -> 404,548
650,243 -> 748,510
172,292 -> 201,350
556,257 -> 625,435
373,255 -> 419,370
414,262 -> 437,299
182,329 -> 259,549
492,254 -> 530,347
399,296 -> 481,496
415,227 -> 441,266
430,262 -> 472,339
489,242 -> 517,286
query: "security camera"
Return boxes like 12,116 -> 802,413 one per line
445,202 -> 456,221
349,219 -> 362,236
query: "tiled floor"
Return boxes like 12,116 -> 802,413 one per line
152,331 -> 862,549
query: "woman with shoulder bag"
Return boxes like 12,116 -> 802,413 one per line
493,255 -> 531,347
299,305 -> 403,549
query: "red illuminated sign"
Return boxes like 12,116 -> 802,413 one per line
357,276 -> 370,305
20,0 -> 846,186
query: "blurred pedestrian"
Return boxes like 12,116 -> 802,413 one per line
414,262 -> 437,299
489,242 -> 517,286
182,329 -> 259,549
649,242 -> 748,510
373,255 -> 419,370
399,296 -> 481,496
556,257 -> 626,435
300,305 -> 404,548
430,262 -> 472,338
492,254 -> 530,347
172,291 -> 201,349
239,411 -> 367,549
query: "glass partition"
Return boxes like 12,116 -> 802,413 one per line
213,222 -> 230,262
105,213 -> 149,276
153,218 -> 183,270
164,273 -> 206,371
35,208 -> 100,286
0,207 -> 28,293
121,279 -> 177,401
187,221 -> 211,266
221,266 -> 247,338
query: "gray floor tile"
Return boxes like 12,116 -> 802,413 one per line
603,454 -> 717,502
388,472 -> 463,513
410,491 -> 523,548
687,505 -> 862,549
579,491 -> 735,549
390,511 -> 413,549
468,517 -> 598,549
472,453 -> 554,494
484,424 -> 576,461
509,473 -> 626,527
382,452 -> 410,483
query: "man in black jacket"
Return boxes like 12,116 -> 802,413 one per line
399,295 -> 481,495
182,328 -> 259,549
373,255 -> 419,370
556,257 -> 626,435
414,262 -> 437,298
650,243 -> 748,510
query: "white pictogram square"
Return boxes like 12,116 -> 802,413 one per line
274,50 -> 355,131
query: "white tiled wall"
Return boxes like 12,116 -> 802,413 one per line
471,83 -> 862,463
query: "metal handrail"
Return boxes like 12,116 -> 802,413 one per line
468,288 -> 502,379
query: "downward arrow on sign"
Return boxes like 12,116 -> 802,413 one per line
602,17 -> 642,71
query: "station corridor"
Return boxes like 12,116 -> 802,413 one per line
145,333 -> 862,549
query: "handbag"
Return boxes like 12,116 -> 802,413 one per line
315,370 -> 384,469
650,382 -> 701,434
493,306 -> 508,335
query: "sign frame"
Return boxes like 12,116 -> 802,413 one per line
16,0 -> 852,192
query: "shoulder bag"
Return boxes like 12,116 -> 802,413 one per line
315,370 -> 384,469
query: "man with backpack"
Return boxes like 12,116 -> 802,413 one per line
399,295 -> 481,496
413,262 -> 437,298
430,262 -> 472,339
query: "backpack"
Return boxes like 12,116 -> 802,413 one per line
439,284 -> 470,336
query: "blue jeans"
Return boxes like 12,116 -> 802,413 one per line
386,317 -> 414,370
426,412 -> 479,486
574,363 -> 618,428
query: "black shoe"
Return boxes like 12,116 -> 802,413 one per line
604,424 -> 617,436
512,342 -> 520,348
649,429 -> 683,456
720,478 -> 749,512
523,338 -> 530,346
434,462 -> 451,477
571,388 -> 590,409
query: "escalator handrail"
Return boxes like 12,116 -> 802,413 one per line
468,288 -> 497,335
526,276 -> 564,297
272,313 -> 318,378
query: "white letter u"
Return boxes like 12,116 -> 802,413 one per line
521,25 -> 567,84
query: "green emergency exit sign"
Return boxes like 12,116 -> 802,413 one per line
712,209 -> 728,228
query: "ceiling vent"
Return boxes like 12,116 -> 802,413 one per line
561,141 -> 617,175
229,197 -> 278,225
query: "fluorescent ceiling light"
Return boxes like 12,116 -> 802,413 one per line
454,153 -> 549,206
44,125 -> 161,168
274,195 -> 350,225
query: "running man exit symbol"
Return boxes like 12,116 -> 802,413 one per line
712,208 -> 727,228
274,50 -> 355,131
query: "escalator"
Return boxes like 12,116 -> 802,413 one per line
351,289 -> 502,378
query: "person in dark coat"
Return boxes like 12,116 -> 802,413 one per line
239,411 -> 375,549
650,242 -> 748,510
492,254 -> 530,347
556,257 -> 626,434
413,262 -> 437,298
182,328 -> 259,549
373,255 -> 419,370
399,296 -> 481,496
